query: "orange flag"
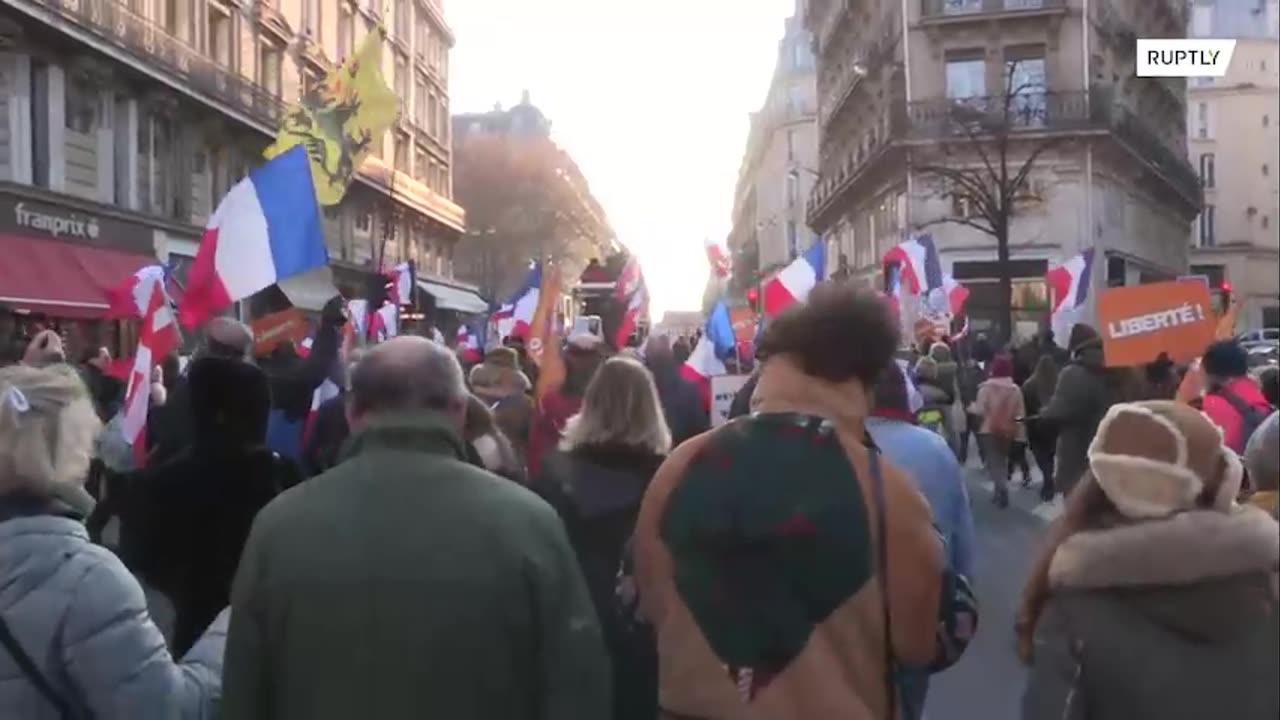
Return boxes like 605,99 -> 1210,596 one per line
529,264 -> 565,406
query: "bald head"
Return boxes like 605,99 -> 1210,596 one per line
203,317 -> 253,360
349,336 -> 466,420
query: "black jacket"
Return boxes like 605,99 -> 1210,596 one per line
301,393 -> 350,477
647,359 -> 709,445
532,444 -> 665,720
116,444 -> 300,655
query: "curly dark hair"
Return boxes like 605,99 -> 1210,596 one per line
756,283 -> 900,386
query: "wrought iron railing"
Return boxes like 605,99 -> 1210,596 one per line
922,0 -> 1066,19
43,0 -> 286,131
905,91 -> 1096,138
809,87 -> 1200,218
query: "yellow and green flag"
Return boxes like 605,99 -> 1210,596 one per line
264,26 -> 399,206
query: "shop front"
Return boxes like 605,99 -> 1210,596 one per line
415,276 -> 488,339
0,189 -> 161,361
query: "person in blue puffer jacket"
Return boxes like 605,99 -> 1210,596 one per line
0,356 -> 226,719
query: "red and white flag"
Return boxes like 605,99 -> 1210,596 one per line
613,256 -> 648,349
114,267 -> 179,465
705,237 -> 730,278
386,262 -> 414,306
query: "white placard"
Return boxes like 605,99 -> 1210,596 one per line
710,374 -> 751,427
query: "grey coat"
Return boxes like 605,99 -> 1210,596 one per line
1022,508 -> 1280,720
0,511 -> 227,719
1039,348 -> 1109,495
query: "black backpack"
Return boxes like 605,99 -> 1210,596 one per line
1211,387 -> 1270,452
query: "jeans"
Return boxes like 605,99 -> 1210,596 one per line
959,412 -> 986,464
980,434 -> 1013,495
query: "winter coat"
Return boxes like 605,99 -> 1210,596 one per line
1040,348 -> 1110,494
969,377 -> 1027,442
728,372 -> 759,419
633,357 -> 944,720
647,359 -> 710,446
1021,379 -> 1058,452
261,323 -> 341,462
1202,376 -> 1272,455
221,412 -> 610,720
928,344 -> 960,404
471,357 -> 534,464
1022,508 -> 1280,720
533,444 -> 665,720
0,494 -> 227,719
301,393 -> 349,477
113,443 -> 296,657
957,361 -> 987,408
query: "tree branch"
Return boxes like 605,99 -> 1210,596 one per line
915,213 -> 997,238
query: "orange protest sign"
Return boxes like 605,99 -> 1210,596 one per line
251,308 -> 307,356
1096,281 -> 1215,367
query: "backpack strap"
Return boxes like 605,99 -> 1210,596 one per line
867,445 -> 901,719
0,614 -> 72,718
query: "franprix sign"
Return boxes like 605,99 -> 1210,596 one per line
0,193 -> 155,255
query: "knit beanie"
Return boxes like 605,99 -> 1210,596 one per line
1067,323 -> 1101,353
1087,400 -> 1244,518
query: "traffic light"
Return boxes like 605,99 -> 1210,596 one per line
746,287 -> 759,311
1216,280 -> 1233,315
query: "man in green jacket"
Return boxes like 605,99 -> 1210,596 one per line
221,336 -> 610,719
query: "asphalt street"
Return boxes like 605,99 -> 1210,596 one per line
925,456 -> 1061,720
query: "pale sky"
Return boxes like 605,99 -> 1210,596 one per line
445,0 -> 796,318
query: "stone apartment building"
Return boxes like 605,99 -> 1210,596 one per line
805,0 -> 1200,339
1187,0 -> 1280,330
0,0 -> 481,355
727,0 -> 819,297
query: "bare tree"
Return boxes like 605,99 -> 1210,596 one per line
914,59 -> 1064,343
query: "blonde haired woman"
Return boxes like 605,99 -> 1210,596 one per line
532,355 -> 671,720
0,361 -> 227,719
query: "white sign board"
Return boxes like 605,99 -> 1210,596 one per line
710,374 -> 751,427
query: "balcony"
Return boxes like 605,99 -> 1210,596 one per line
905,91 -> 1095,138
819,12 -> 901,130
38,0 -> 285,131
921,0 -> 1067,22
808,88 -> 1200,226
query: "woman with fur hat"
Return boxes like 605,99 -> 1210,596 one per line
1019,401 -> 1279,719
468,347 -> 534,468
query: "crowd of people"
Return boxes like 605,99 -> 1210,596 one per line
0,283 -> 1276,719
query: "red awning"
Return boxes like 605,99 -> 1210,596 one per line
0,234 -> 154,319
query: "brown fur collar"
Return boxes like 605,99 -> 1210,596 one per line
751,356 -> 870,431
1049,507 -> 1279,590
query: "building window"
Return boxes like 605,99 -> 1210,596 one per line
414,75 -> 427,126
337,5 -> 354,59
394,133 -> 408,171
395,0 -> 411,40
1197,102 -> 1211,138
439,98 -> 449,143
1005,47 -> 1046,125
414,146 -> 428,184
302,0 -> 321,36
1199,204 -> 1216,247
394,54 -> 409,109
1199,153 -> 1215,188
1264,163 -> 1271,176
1265,114 -> 1271,128
65,76 -> 98,134
785,172 -> 799,210
786,221 -> 799,259
416,16 -> 429,60
207,4 -> 232,66
786,129 -> 795,161
1263,215 -> 1271,229
945,52 -> 986,99
428,93 -> 438,137
355,209 -> 372,234
259,42 -> 283,97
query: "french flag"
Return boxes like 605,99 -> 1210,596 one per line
386,262 -> 414,306
299,334 -> 342,443
180,145 -> 327,328
1046,248 -> 1095,315
681,301 -> 737,409
494,264 -> 541,341
705,237 -> 730,278
762,242 -> 826,317
883,233 -> 943,295
107,265 -> 172,320
368,302 -> 398,342
456,325 -> 482,363
942,275 -> 970,314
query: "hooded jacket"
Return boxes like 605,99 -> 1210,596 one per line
0,495 -> 227,719
1022,508 -> 1279,720
633,357 -> 944,719
534,444 -> 666,720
